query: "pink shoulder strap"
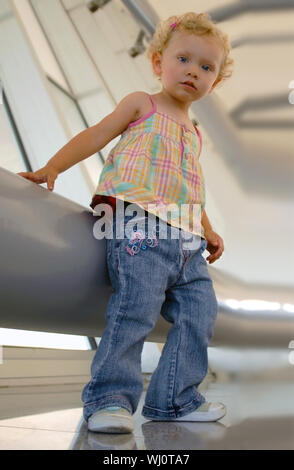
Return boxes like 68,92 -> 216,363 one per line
148,94 -> 157,112
127,93 -> 156,128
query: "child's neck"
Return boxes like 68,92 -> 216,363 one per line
155,90 -> 192,117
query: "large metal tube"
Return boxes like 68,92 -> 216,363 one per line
0,167 -> 293,347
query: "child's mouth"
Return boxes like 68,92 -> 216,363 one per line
181,82 -> 197,90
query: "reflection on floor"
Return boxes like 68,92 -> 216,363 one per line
73,380 -> 294,450
0,355 -> 294,450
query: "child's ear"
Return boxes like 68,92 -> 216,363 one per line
209,75 -> 222,93
152,52 -> 162,77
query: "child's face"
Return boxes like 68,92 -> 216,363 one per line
152,31 -> 224,104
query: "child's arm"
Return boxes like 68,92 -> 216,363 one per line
201,209 -> 213,235
18,91 -> 143,191
201,209 -> 224,264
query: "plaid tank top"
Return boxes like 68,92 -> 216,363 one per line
91,94 -> 206,237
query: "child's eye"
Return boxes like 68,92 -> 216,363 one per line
202,65 -> 211,72
178,56 -> 188,63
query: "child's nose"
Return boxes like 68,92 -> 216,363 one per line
187,66 -> 199,79
187,69 -> 198,79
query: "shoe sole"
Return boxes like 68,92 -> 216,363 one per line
88,424 -> 134,433
149,406 -> 226,423
175,407 -> 226,422
88,417 -> 135,434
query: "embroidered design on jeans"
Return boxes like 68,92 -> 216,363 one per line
125,228 -> 158,256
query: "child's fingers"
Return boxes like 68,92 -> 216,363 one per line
47,175 -> 55,191
207,244 -> 224,263
18,170 -> 55,188
18,171 -> 40,179
19,172 -> 40,183
18,171 -> 34,179
207,253 -> 220,263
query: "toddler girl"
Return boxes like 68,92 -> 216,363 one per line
18,12 -> 234,433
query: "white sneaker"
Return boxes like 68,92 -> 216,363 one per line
88,406 -> 135,434
174,402 -> 226,422
149,402 -> 226,423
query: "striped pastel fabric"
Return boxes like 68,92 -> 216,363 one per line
93,94 -> 206,237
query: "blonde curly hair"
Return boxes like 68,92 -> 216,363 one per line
146,12 -> 234,86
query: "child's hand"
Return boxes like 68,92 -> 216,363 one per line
204,230 -> 224,264
18,165 -> 58,192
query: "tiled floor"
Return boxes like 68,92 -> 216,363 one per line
73,381 -> 294,450
0,384 -> 84,450
1,372 -> 294,450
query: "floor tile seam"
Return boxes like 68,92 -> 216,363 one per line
0,424 -> 80,433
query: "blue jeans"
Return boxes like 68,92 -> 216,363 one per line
82,207 -> 218,421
